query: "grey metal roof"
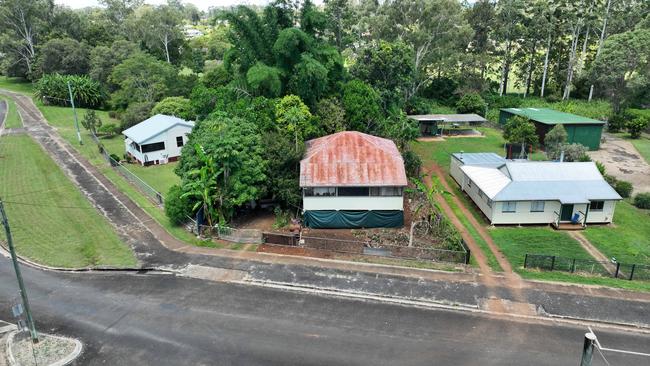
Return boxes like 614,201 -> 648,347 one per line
452,152 -> 505,167
493,181 -> 621,203
122,114 -> 194,144
408,114 -> 487,123
458,158 -> 621,203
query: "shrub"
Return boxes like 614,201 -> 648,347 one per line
483,94 -> 522,109
273,207 -> 290,229
81,109 -> 102,134
561,143 -> 589,162
456,92 -> 486,115
595,161 -> 606,176
201,65 -> 231,88
152,97 -> 194,120
165,185 -> 193,226
402,150 -> 422,178
97,123 -> 120,136
607,112 -> 627,133
614,180 -> 633,198
604,174 -> 617,187
108,110 -> 119,119
634,193 -> 650,209
35,74 -> 105,108
626,116 -> 649,139
109,153 -> 121,162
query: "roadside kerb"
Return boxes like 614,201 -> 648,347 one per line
6,331 -> 82,366
241,278 -> 650,334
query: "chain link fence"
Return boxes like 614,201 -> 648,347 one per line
90,132 -> 164,206
524,254 -> 650,281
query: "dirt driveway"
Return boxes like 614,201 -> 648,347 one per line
588,133 -> 650,194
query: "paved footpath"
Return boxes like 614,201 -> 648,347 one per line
2,90 -> 650,330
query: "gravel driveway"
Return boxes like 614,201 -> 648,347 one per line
588,133 -> 650,194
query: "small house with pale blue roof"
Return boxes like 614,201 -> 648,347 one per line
450,152 -> 621,228
122,114 -> 194,166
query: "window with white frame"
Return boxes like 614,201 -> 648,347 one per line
530,201 -> 545,212
502,201 -> 516,213
591,201 -> 604,211
487,199 -> 493,208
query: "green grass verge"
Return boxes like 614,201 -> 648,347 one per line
583,201 -> 650,265
520,270 -> 650,292
2,98 -> 22,128
0,135 -> 136,268
37,103 -> 180,196
32,103 -> 213,247
0,76 -> 34,95
490,226 -> 594,269
629,135 -> 650,166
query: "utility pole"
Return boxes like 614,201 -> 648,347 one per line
0,199 -> 39,343
579,332 -> 596,366
67,81 -> 83,145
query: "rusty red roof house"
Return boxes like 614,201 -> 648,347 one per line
300,131 -> 408,228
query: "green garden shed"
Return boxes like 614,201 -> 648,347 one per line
499,108 -> 605,150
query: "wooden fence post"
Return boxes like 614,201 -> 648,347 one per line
551,256 -> 556,271
571,258 -> 576,273
629,264 -> 635,281
614,262 -> 620,278
524,254 -> 528,268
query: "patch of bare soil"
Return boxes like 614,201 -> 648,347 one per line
230,210 -> 276,231
588,133 -> 650,193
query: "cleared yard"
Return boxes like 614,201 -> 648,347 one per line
0,135 -> 136,268
1,97 -> 22,128
584,201 -> 650,265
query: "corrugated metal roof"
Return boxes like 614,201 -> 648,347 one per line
452,152 -> 505,167
493,181 -> 620,203
408,114 -> 487,123
460,165 -> 511,199
122,114 -> 195,144
300,131 -> 408,187
459,158 -> 621,203
501,108 -> 605,125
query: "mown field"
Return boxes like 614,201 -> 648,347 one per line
0,134 -> 136,268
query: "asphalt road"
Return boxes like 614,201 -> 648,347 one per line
1,260 -> 649,366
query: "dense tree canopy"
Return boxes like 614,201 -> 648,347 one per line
2,0 -> 648,226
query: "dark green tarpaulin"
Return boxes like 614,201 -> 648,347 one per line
304,210 -> 404,229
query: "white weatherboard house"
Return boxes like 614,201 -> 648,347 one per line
299,131 -> 408,229
450,153 -> 622,226
123,114 -> 194,166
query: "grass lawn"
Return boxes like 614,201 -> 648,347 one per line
37,103 -> 180,196
490,227 -> 595,270
0,76 -> 34,95
411,127 -> 506,172
1,97 -> 22,128
31,103 -> 207,246
0,135 -> 136,268
629,135 -> 650,165
584,201 -> 650,265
